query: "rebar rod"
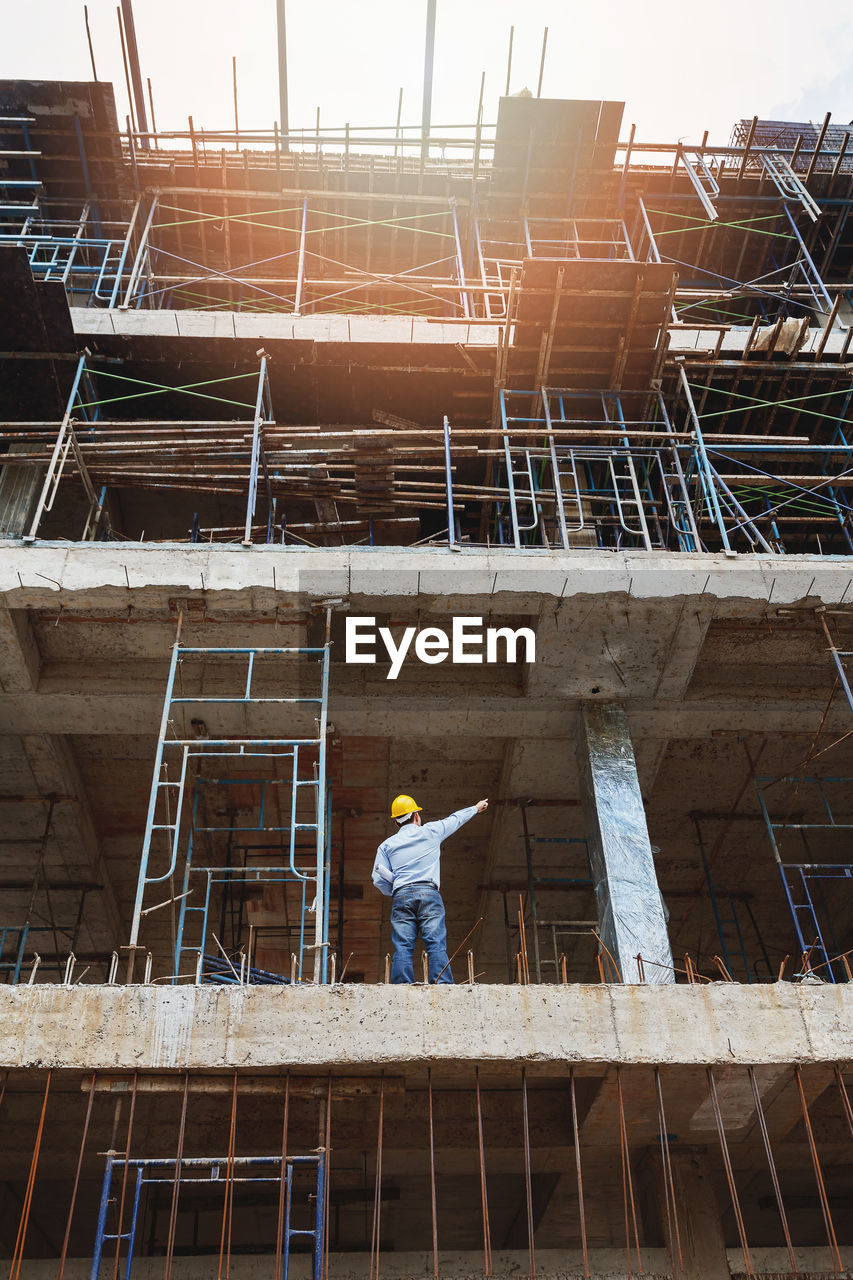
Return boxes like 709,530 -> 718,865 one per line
428,1068 -> 439,1280
569,1070 -> 589,1278
369,1075 -> 385,1280
218,1070 -> 238,1280
794,1066 -> 842,1272
654,1068 -> 683,1277
747,1067 -> 797,1273
274,1073 -> 290,1280
57,1072 -> 97,1280
616,1067 -> 642,1277
706,1068 -> 753,1276
9,1070 -> 51,1280
163,1073 -> 190,1280
475,1067 -> 493,1277
521,1069 -> 536,1277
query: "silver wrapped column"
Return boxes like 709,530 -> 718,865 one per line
576,702 -> 674,984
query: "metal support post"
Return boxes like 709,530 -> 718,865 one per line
244,357 -> 270,545
121,193 -> 158,308
677,365 -> 732,552
576,702 -> 674,983
119,1 -> 150,147
443,415 -> 457,547
421,0 -> 437,163
276,0 -> 290,152
293,198 -> 308,315
24,355 -> 88,542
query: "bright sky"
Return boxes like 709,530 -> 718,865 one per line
4,0 -> 853,144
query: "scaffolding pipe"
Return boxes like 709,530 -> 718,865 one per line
421,0 -> 437,162
119,0 -> 150,149
276,0 -> 289,152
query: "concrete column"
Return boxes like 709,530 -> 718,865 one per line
576,702 -> 674,983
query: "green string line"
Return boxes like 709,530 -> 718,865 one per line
76,369 -> 259,411
675,300 -> 757,322
170,289 -> 295,313
646,208 -> 795,240
155,203 -> 304,230
731,487 -> 840,516
688,380 -> 853,426
156,203 -> 454,239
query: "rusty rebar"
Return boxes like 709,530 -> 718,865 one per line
218,1071 -> 238,1280
57,1072 -> 97,1280
747,1067 -> 797,1274
706,1068 -> 753,1276
521,1069 -> 536,1277
163,1072 -> 190,1280
835,1065 -> 853,1140
434,917 -> 484,983
10,1070 -> 52,1280
569,1070 -> 589,1279
369,1075 -> 385,1280
475,1067 -> 493,1276
654,1068 -> 683,1278
428,1068 -> 439,1279
518,896 -> 530,984
794,1066 -> 842,1272
615,1067 -> 642,1276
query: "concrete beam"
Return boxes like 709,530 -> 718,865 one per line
0,983 -> 849,1070
0,694 -> 848,740
2,545 -> 852,613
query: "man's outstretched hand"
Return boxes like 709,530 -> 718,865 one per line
475,798 -> 489,813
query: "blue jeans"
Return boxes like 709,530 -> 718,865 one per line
390,884 -> 454,984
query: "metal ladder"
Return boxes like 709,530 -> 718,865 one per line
608,452 -> 652,547
760,153 -> 821,221
678,147 -> 721,221
503,441 -> 541,545
0,116 -> 41,229
777,864 -> 850,981
658,447 -> 701,551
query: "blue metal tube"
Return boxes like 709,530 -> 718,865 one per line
322,786 -> 332,983
90,1155 -> 114,1280
313,1152 -> 326,1280
283,1161 -> 293,1280
678,366 -> 732,550
124,1166 -> 145,1280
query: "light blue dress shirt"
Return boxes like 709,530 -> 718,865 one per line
371,806 -> 478,897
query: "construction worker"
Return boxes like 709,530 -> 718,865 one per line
372,794 -> 489,984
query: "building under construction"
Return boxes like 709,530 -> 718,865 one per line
1,41 -> 853,1280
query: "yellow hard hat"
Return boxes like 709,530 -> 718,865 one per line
391,794 -> 422,820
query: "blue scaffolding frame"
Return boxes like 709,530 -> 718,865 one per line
90,1153 -> 325,1280
130,632 -> 332,983
757,775 -> 853,982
